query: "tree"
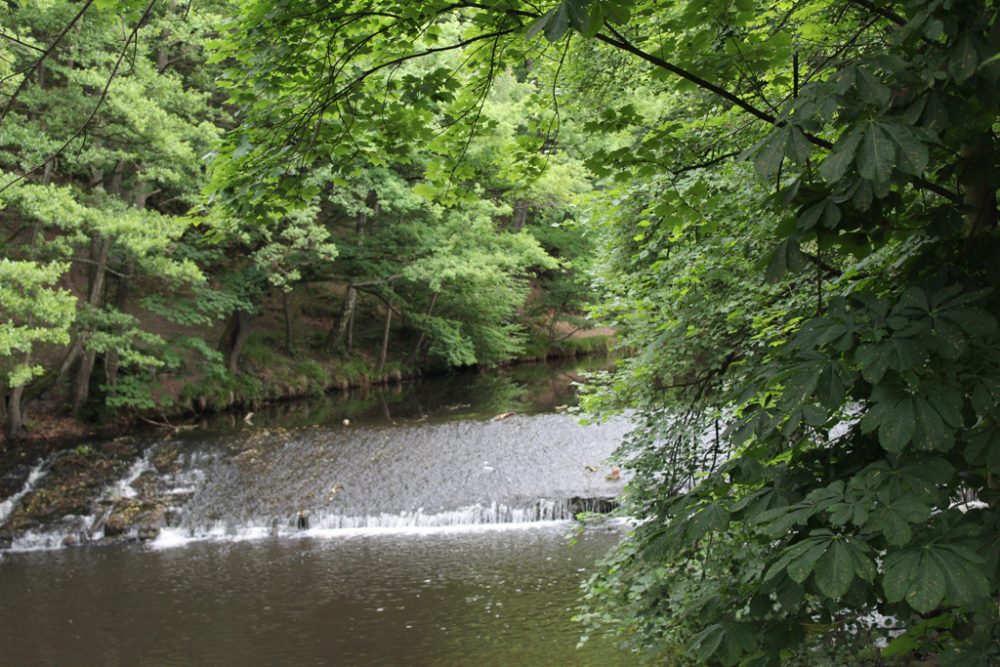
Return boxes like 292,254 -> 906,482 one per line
0,259 -> 75,439
213,0 -> 1000,663
0,0 -> 227,424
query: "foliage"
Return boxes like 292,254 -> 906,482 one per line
214,0 -> 997,663
6,5 -> 996,666
0,259 -> 75,387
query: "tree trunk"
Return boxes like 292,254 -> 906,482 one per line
366,189 -> 380,225
512,200 -> 529,231
72,351 -> 98,412
70,159 -> 123,411
103,257 -> 135,387
104,188 -> 152,387
347,309 -> 354,354
962,142 -> 999,241
377,300 -> 393,375
72,233 -> 111,412
406,292 -> 438,366
219,310 -> 253,373
4,351 -> 31,441
282,290 -> 294,354
328,285 -> 358,352
157,3 -> 174,73
5,384 -> 26,441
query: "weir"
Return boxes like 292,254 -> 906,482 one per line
0,373 -> 631,551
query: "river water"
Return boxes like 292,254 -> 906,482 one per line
0,359 -> 639,665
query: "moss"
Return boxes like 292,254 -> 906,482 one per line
336,357 -> 374,383
293,359 -> 331,394
241,332 -> 283,368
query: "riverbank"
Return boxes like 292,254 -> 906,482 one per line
1,316 -> 614,449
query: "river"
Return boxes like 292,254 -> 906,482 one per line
0,359 -> 637,665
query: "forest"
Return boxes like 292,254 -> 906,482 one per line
1,0 -> 999,665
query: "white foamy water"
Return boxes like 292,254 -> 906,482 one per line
109,454 -> 152,500
148,514 -> 630,551
5,515 -> 96,553
146,500 -> 628,551
0,460 -> 49,525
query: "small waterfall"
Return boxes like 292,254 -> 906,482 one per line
0,459 -> 49,525
151,499 -> 625,549
2,412 -> 631,552
109,454 -> 153,500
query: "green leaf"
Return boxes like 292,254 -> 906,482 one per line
857,68 -> 891,107
880,396 -> 915,452
751,129 -> 789,182
857,343 -> 891,384
950,34 -> 979,83
691,624 -> 726,663
814,540 -> 857,599
965,424 -> 1000,469
869,496 -> 929,546
883,123 -> 929,177
883,551 -> 920,603
819,127 -> 863,183
786,540 -> 827,583
787,126 -> 812,164
857,122 -> 896,184
566,0 -> 599,37
765,237 -> 806,282
885,550 -> 946,613
686,502 -> 730,540
903,555 -> 947,612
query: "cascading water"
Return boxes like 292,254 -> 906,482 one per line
0,360 -> 632,552
0,458 -> 49,526
152,413 -> 630,547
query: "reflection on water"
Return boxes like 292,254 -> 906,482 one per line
203,356 -> 612,431
0,524 -> 634,667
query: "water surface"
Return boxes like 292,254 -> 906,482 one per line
0,358 -> 637,665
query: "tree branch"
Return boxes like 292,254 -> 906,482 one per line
593,26 -> 961,203
0,32 -> 46,54
846,0 -> 907,27
0,0 -> 160,196
0,0 -> 97,125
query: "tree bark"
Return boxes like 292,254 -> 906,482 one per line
347,308 -> 354,354
406,292 -> 438,366
5,384 -> 26,441
72,233 -> 111,412
4,351 -> 31,440
282,290 -> 293,354
377,301 -> 393,375
328,285 -> 358,352
219,310 -> 253,373
156,2 -> 176,73
103,257 -> 134,387
960,137 -> 999,255
512,200 -> 529,231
